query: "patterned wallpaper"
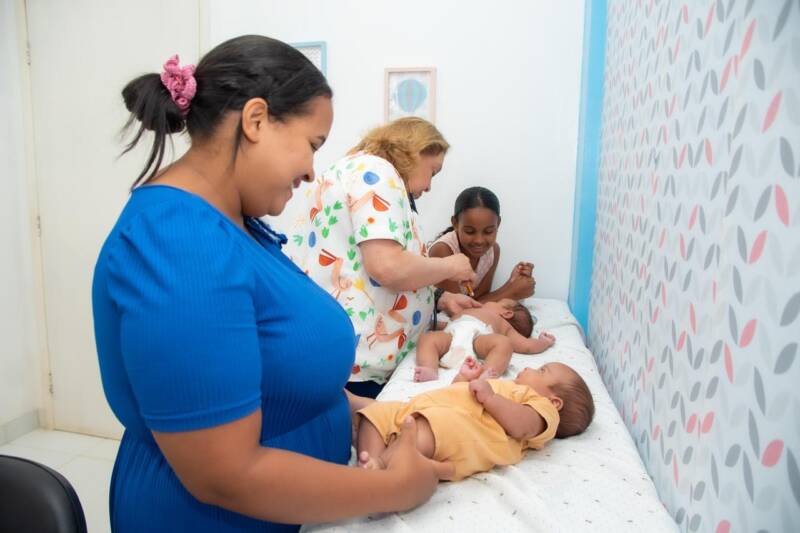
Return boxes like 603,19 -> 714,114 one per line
588,1 -> 800,531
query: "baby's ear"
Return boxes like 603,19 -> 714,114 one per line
501,309 -> 514,320
549,395 -> 564,411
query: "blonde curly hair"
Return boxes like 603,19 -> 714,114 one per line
348,117 -> 450,182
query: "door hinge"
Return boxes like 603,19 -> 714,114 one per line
48,371 -> 54,395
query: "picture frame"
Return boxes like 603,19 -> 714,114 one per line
384,67 -> 436,123
291,41 -> 327,75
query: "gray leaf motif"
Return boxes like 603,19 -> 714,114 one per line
749,410 -> 760,456
774,0 -> 794,40
781,137 -> 796,177
728,187 -> 741,217
754,59 -> 765,90
754,186 -> 772,221
733,266 -> 743,303
743,452 -> 754,501
711,456 -> 719,495
729,306 -> 739,342
780,292 -> 800,326
775,343 -> 798,374
733,106 -> 748,139
754,369 -> 766,415
689,513 -> 702,532
725,444 -> 741,466
789,450 -> 800,506
737,226 -> 747,261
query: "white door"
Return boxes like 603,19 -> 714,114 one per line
25,0 -> 199,438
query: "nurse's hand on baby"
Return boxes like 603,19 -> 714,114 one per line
437,290 -> 482,316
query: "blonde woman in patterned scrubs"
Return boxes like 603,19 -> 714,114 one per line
288,118 -> 478,398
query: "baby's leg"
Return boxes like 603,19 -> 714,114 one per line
356,415 -> 389,470
414,331 -> 452,382
473,334 -> 513,379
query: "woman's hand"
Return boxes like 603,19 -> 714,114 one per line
445,253 -> 476,285
384,417 -> 454,502
437,291 -> 482,317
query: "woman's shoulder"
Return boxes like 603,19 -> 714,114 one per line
104,186 -> 244,260
342,152 -> 399,177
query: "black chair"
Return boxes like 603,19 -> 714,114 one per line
0,454 -> 87,533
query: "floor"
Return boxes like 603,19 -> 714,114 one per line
0,429 -> 117,533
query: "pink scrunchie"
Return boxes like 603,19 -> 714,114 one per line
160,54 -> 196,116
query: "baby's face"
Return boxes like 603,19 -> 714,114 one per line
514,363 -> 575,395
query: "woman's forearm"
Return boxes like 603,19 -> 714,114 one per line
361,241 -> 456,291
209,448 -> 406,524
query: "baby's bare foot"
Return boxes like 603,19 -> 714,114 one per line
414,366 -> 439,382
453,357 -> 483,382
358,450 -> 386,470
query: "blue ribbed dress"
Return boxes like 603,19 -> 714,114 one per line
92,186 -> 355,531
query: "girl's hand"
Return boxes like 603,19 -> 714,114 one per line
437,291 -> 482,317
445,254 -> 477,285
513,262 -> 534,278
505,274 -> 535,299
384,417 -> 454,506
469,379 -> 495,404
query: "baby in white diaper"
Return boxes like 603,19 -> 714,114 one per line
414,298 -> 556,382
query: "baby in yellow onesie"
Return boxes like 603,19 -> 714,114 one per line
357,362 -> 594,481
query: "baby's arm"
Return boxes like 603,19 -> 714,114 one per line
502,325 -> 555,354
469,381 -> 546,440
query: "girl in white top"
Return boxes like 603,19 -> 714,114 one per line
429,187 -> 537,302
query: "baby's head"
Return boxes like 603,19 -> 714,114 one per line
484,298 -> 534,337
514,363 -> 594,438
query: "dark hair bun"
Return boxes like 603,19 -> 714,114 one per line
122,73 -> 185,134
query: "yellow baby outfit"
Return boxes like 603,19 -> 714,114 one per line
358,380 -> 560,481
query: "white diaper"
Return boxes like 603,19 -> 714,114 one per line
440,315 -> 494,368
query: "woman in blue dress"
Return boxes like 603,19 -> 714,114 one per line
92,35 -> 455,531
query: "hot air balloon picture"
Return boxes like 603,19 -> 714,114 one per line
384,67 -> 436,123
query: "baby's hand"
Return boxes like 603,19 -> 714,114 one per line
469,379 -> 494,404
538,331 -> 556,347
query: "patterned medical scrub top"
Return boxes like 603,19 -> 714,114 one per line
286,153 -> 434,384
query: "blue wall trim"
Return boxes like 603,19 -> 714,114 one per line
568,0 -> 606,339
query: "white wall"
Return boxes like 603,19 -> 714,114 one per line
207,0 -> 585,299
0,0 -> 45,441
25,0 -> 199,437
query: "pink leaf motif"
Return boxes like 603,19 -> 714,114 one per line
762,440 -> 784,467
748,231 -> 767,264
775,185 -> 789,226
739,319 -> 757,347
724,343 -> 734,382
704,3 -> 715,36
686,413 -> 697,433
705,139 -> 713,165
677,331 -> 687,351
716,520 -> 731,533
761,439 -> 783,467
673,454 -> 679,484
680,234 -> 687,259
688,205 -> 698,230
762,92 -> 783,132
690,304 -> 697,333
740,19 -> 756,60
681,5 -> 688,24
652,424 -> 661,439
720,57 -> 733,92
701,411 -> 714,433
